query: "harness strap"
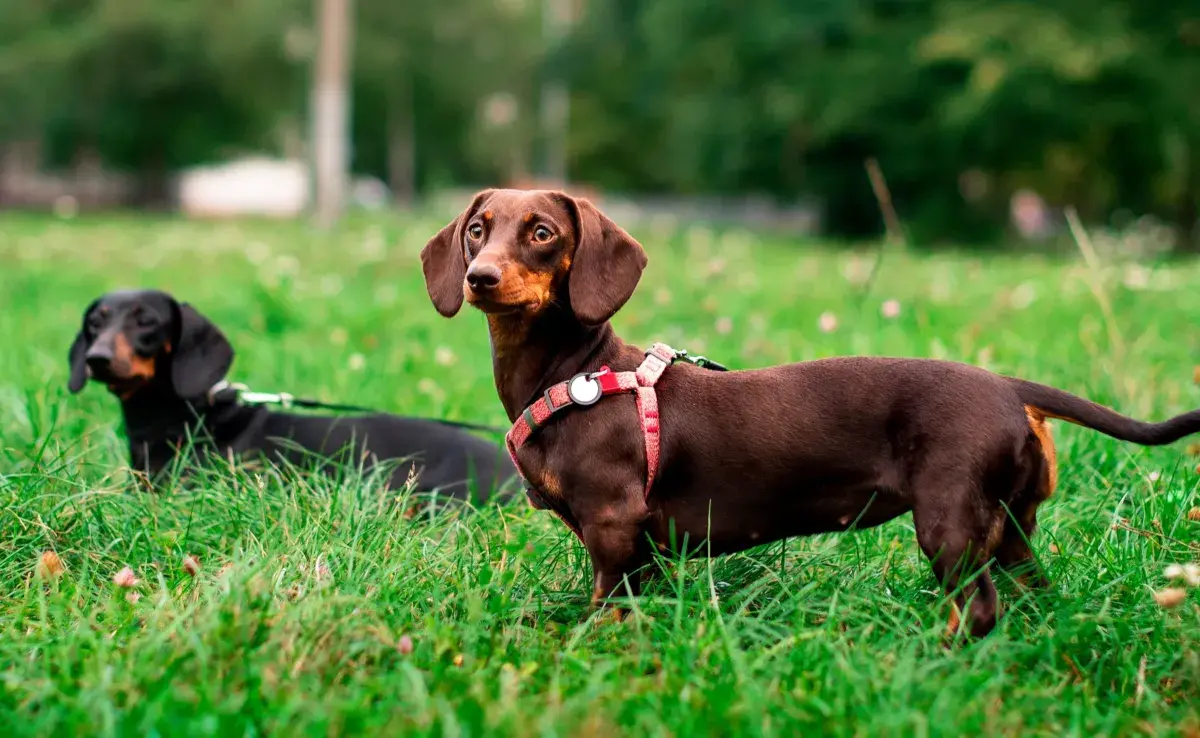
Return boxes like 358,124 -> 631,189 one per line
505,342 -> 682,513
205,379 -> 506,433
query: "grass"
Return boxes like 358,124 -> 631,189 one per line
0,209 -> 1198,736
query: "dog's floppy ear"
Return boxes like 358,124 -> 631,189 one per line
170,301 -> 234,400
565,195 -> 648,325
421,189 -> 493,318
66,299 -> 98,394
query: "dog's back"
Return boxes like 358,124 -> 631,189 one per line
258,411 -> 517,501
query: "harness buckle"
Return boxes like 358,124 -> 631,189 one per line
542,387 -> 561,412
644,344 -> 678,363
675,350 -> 728,372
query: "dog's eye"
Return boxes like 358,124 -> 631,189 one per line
86,314 -> 103,331
468,224 -> 484,240
532,225 -> 554,243
135,314 -> 158,328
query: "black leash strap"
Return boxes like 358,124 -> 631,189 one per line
205,380 -> 507,434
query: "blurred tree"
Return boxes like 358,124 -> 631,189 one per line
559,0 -> 1200,243
0,0 -> 305,204
0,0 -> 1196,244
352,0 -> 540,201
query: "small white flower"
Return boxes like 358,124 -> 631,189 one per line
714,317 -> 733,335
183,555 -> 201,577
313,557 -> 331,582
113,566 -> 139,588
397,635 -> 414,655
1153,588 -> 1187,608
37,551 -> 65,578
818,312 -> 838,334
881,299 -> 901,319
1165,563 -> 1200,588
348,353 -> 366,371
434,346 -> 456,366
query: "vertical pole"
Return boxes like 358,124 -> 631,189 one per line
312,0 -> 353,228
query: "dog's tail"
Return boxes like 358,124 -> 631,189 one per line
1007,377 -> 1200,445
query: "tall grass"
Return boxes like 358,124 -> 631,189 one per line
0,213 -> 1196,736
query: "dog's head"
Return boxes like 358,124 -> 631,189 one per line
67,290 -> 234,401
420,189 -> 648,326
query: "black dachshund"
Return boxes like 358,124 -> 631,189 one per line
68,289 -> 517,500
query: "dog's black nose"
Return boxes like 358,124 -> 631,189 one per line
85,347 -> 113,374
466,263 -> 502,291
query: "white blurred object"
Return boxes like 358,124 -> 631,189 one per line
178,157 -> 310,218
351,176 -> 390,210
1010,189 -> 1052,240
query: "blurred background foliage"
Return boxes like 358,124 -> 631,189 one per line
0,0 -> 1197,246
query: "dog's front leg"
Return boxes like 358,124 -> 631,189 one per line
582,497 -> 649,617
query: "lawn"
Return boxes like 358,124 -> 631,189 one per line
0,210 -> 1197,736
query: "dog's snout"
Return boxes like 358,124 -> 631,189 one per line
85,346 -> 113,373
466,263 -> 502,291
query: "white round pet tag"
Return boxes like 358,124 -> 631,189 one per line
567,373 -> 602,405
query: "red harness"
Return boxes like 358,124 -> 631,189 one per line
507,342 -> 733,535
506,342 -> 678,498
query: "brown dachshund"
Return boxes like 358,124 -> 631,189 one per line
421,188 -> 1200,637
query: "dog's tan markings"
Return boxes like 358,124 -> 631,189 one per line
109,333 -> 157,399
129,355 -> 156,381
590,587 -> 628,620
518,266 -> 554,306
1034,409 -> 1081,426
480,264 -> 554,312
539,470 -> 563,499
946,602 -> 962,637
113,333 -> 157,381
523,212 -> 534,223
985,514 -> 1006,553
1024,406 -> 1058,500
482,210 -> 493,221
